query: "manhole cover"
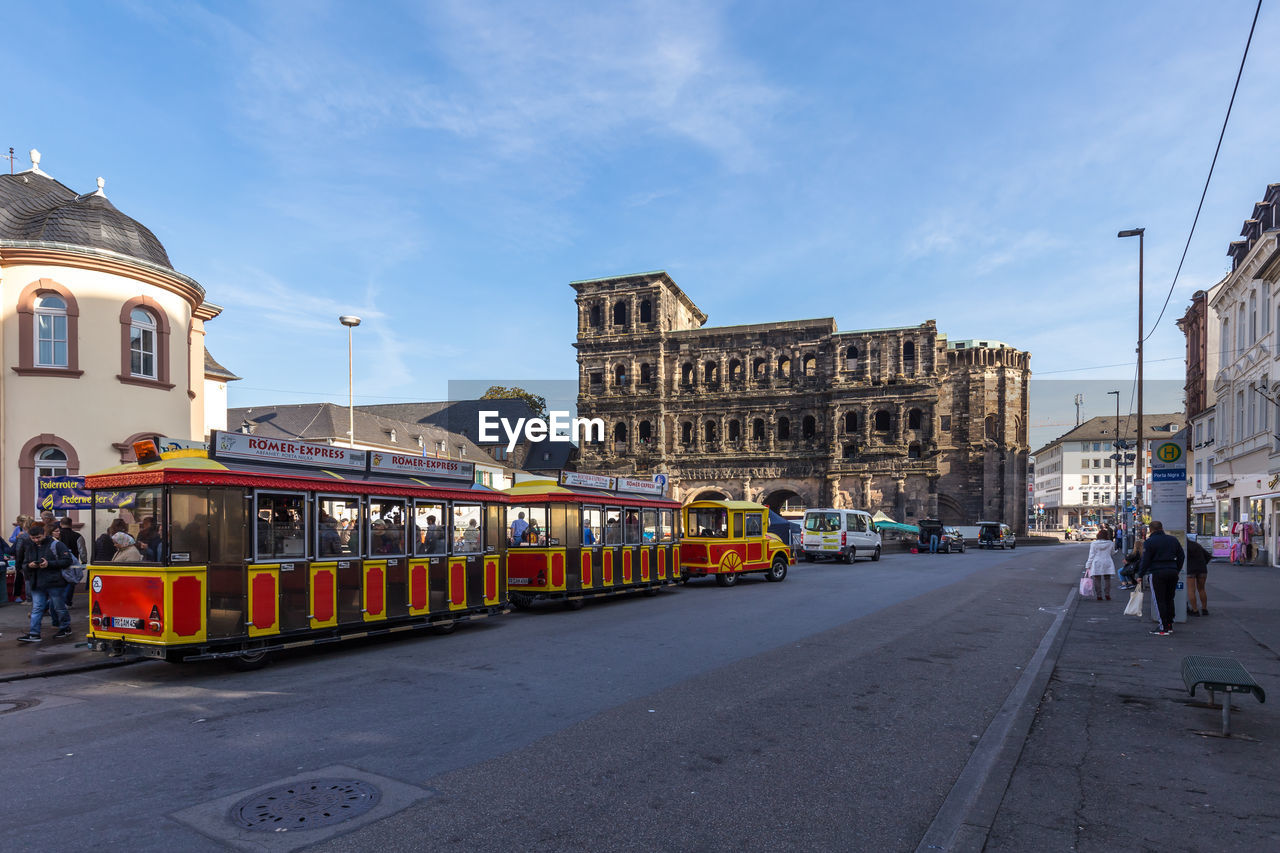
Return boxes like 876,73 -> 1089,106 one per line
0,698 -> 39,715
229,779 -> 381,831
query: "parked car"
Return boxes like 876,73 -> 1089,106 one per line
943,526 -> 966,553
801,508 -> 882,563
977,521 -> 1016,549
1073,525 -> 1099,542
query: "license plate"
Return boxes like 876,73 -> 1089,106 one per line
508,577 -> 531,585
110,616 -> 141,629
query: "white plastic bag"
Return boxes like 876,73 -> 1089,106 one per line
1123,586 -> 1143,617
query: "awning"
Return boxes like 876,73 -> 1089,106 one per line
871,510 -> 896,523
874,521 -> 919,535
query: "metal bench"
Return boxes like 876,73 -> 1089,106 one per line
1181,655 -> 1266,736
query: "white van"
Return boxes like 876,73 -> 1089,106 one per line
801,508 -> 882,563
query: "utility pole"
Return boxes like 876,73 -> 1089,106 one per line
1074,393 -> 1084,426
1119,228 -> 1145,527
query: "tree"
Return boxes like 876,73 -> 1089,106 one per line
481,385 -> 547,419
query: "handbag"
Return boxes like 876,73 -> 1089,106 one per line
1079,575 -> 1093,597
1123,585 -> 1143,617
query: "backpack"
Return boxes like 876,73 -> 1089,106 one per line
55,539 -> 85,585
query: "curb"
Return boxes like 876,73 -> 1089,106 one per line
916,584 -> 1079,852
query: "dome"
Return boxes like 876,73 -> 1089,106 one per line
0,170 -> 173,269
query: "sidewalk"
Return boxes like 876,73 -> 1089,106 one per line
987,561 -> 1280,850
0,598 -> 140,681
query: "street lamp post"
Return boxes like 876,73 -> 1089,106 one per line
1108,389 -> 1120,527
339,315 -> 361,448
1118,228 -> 1144,528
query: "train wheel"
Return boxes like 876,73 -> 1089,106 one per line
226,649 -> 271,671
509,592 -> 533,611
766,556 -> 789,582
643,586 -> 660,596
432,622 -> 457,635
715,572 -> 738,587
872,546 -> 881,562
564,598 -> 585,611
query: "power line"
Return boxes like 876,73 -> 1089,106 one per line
1144,0 -> 1263,342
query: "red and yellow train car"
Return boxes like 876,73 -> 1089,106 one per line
504,472 -> 682,609
679,500 -> 791,586
84,432 -> 506,666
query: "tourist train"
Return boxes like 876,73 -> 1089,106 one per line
82,432 -> 790,667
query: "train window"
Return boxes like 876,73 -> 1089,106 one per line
582,506 -> 602,545
508,505 -> 549,546
730,512 -> 742,538
641,508 -> 658,542
659,509 -> 675,542
623,509 -> 642,544
317,495 -> 361,558
368,498 -> 408,557
168,487 -> 210,564
688,507 -> 727,538
452,504 -> 482,553
254,492 -> 307,561
414,501 -> 447,555
745,513 -> 763,537
604,507 -> 622,545
92,486 -> 165,563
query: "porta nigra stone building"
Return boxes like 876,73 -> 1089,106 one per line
573,271 -> 1031,530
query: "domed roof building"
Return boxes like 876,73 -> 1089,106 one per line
1,149 -> 233,522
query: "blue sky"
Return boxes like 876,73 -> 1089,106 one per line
5,0 -> 1276,440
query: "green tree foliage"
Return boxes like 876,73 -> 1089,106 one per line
481,385 -> 548,418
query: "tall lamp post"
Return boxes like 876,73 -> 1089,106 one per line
1108,389 -> 1120,527
339,315 -> 361,448
1118,228 -> 1144,528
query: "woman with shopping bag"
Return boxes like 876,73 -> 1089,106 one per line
1084,528 -> 1117,601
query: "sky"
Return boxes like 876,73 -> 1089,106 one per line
4,0 -> 1276,448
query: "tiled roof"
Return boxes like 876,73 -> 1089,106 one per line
203,349 -> 241,381
1032,413 -> 1185,457
356,399 -> 538,445
0,171 -> 172,269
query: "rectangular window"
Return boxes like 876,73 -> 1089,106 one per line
687,506 -> 726,538
168,487 -> 211,564
1093,459 -> 1100,468
508,505 -> 549,546
939,415 -> 951,431
1207,459 -> 1215,485
36,312 -> 68,367
604,507 -> 623,544
1104,475 -> 1111,484
130,324 -> 156,378
317,495 -> 361,557
659,509 -> 675,542
254,491 -> 307,560
368,497 -> 408,556
1103,458 -> 1111,467
745,512 -> 763,537
451,504 -> 482,554
1208,417 -> 1215,441
414,501 -> 447,555
582,506 -> 602,546
623,508 -> 642,544
91,487 -> 165,563
642,508 -> 658,542
1195,461 -> 1203,493
1081,459 -> 1089,469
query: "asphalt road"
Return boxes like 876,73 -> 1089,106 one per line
3,543 -> 1083,852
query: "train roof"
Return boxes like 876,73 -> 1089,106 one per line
505,478 -> 680,508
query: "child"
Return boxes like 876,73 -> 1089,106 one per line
1118,545 -> 1142,589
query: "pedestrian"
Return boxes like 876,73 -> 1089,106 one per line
58,517 -> 87,608
1186,536 -> 1211,617
1139,520 -> 1185,636
8,516 -> 33,603
1118,544 -> 1142,589
1114,523 -> 1124,553
1085,528 -> 1117,600
15,522 -> 73,643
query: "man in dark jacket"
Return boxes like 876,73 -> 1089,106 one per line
1186,537 -> 1211,617
16,522 -> 73,643
1140,520 -> 1185,635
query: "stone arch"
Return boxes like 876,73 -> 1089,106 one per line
761,488 -> 810,514
937,493 -> 965,525
19,433 -> 81,515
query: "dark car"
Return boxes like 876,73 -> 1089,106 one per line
769,510 -> 802,549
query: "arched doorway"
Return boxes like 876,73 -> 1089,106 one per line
761,489 -> 804,515
690,489 -> 730,503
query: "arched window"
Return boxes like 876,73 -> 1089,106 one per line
907,408 -> 922,430
845,346 -> 859,371
639,299 -> 652,324
614,422 -> 627,443
613,300 -> 629,326
874,410 -> 891,431
118,297 -> 172,388
1250,292 -> 1258,344
752,418 -> 765,440
729,359 -> 743,381
704,420 -> 718,443
903,340 -> 916,376
985,414 -> 997,440
614,364 -> 628,388
802,415 -> 816,438
777,417 -> 791,440
908,442 -> 922,459
704,361 -> 719,383
16,280 -> 81,375
638,420 -> 652,445
589,304 -> 602,328
681,421 -> 693,445
778,356 -> 791,378
753,357 -> 767,379
802,355 -> 816,377
681,362 -> 694,385
728,419 -> 741,441
640,363 -> 652,385
19,435 -> 80,514
36,295 -> 69,368
843,411 -> 860,433
130,308 -> 158,379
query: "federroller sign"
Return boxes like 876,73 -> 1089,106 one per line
37,477 -> 134,510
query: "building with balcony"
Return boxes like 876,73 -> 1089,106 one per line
572,271 -> 1031,529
